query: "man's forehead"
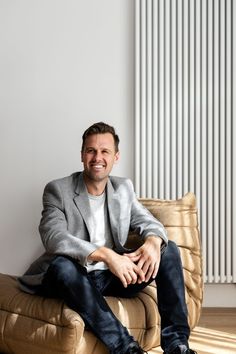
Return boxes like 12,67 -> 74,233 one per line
84,133 -> 115,147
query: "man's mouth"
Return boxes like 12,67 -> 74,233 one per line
91,164 -> 105,170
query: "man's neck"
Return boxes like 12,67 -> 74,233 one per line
83,174 -> 108,196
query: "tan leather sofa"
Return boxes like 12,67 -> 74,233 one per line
0,193 -> 203,354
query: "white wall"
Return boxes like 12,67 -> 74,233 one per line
0,0 -> 134,275
203,284 -> 236,307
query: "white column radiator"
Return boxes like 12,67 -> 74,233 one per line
134,0 -> 236,283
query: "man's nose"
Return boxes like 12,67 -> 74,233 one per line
93,151 -> 103,160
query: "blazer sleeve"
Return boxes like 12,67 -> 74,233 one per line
39,181 -> 98,266
128,180 -> 168,248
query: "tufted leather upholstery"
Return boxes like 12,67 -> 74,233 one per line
0,193 -> 203,353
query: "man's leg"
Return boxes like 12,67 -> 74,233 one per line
156,240 -> 190,353
39,242 -> 191,354
105,241 -> 191,353
39,256 -> 134,354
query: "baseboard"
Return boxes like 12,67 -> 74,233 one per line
202,284 -> 236,307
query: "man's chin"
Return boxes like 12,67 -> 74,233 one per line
84,172 -> 109,183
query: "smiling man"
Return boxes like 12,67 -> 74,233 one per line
82,132 -> 120,188
19,122 -> 197,354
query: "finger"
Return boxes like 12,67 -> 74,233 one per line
124,272 -> 133,285
141,260 -> 150,276
124,251 -> 141,261
145,263 -> 155,282
137,258 -> 145,271
129,270 -> 138,284
120,274 -> 128,288
135,259 -> 146,283
127,255 -> 141,263
134,265 -> 145,283
151,261 -> 158,278
124,250 -> 139,257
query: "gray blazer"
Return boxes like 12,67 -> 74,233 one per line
19,172 -> 168,293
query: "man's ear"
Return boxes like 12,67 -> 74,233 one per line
114,151 -> 120,163
81,151 -> 84,162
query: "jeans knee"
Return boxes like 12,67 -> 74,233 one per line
159,240 -> 182,271
167,240 -> 180,255
48,256 -> 86,288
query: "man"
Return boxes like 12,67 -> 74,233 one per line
19,122 -> 197,354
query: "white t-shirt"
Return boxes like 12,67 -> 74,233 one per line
86,192 -> 114,272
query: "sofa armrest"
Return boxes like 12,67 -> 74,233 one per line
0,273 -> 84,354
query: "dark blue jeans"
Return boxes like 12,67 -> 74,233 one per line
40,241 -> 190,354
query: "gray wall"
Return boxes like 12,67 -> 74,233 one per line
0,0 -> 134,275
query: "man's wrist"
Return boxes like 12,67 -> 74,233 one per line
88,247 -> 114,263
145,235 -> 163,247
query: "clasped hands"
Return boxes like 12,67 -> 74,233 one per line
106,236 -> 162,288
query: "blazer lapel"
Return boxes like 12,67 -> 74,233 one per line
73,173 -> 93,237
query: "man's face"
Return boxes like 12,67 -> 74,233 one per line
81,133 -> 119,183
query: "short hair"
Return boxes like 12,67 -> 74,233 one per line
81,122 -> 120,153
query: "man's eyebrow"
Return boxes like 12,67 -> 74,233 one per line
85,146 -> 113,151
